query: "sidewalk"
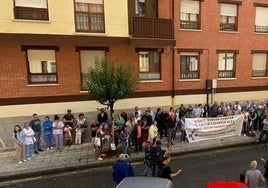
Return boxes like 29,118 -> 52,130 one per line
0,135 -> 257,181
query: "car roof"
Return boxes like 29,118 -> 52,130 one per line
116,176 -> 174,188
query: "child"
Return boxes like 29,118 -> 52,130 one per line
12,124 -> 26,163
110,138 -> 117,157
22,122 -> 35,161
64,124 -> 72,147
75,124 -> 83,145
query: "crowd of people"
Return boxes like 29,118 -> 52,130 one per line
11,100 -> 268,176
12,109 -> 88,163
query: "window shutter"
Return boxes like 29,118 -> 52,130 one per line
181,0 -> 199,14
220,3 -> 237,16
15,0 -> 47,8
75,0 -> 103,4
28,50 -> 55,61
80,50 -> 105,74
253,53 -> 267,70
255,7 -> 268,26
180,52 -> 198,56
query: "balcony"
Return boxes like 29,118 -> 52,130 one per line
255,26 -> 268,33
130,17 -> 174,39
252,70 -> 267,77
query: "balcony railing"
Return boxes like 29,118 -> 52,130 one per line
180,21 -> 200,30
28,73 -> 57,84
131,17 -> 174,39
180,71 -> 199,79
255,26 -> 268,33
218,70 -> 235,78
220,23 -> 237,31
14,7 -> 49,20
252,70 -> 267,77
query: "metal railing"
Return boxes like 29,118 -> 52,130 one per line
218,70 -> 235,78
180,21 -> 200,30
252,70 -> 267,77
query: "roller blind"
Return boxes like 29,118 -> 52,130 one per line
75,0 -> 103,4
253,53 -> 267,70
255,7 -> 268,26
180,52 -> 198,56
220,3 -> 237,16
80,50 -> 105,73
181,0 -> 199,14
15,0 -> 47,8
28,50 -> 55,61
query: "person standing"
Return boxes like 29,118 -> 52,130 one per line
147,121 -> 158,145
12,124 -> 26,163
97,108 -> 108,130
75,124 -> 83,145
64,124 -> 72,147
261,157 -> 268,187
52,115 -> 64,151
245,160 -> 265,188
75,113 -> 88,143
90,120 -> 98,149
42,116 -> 53,150
22,123 -> 35,161
95,123 -> 105,161
248,108 -> 257,133
135,120 -> 142,153
257,115 -> 268,144
112,153 -> 134,185
29,113 -> 43,154
120,125 -> 129,155
158,155 -> 182,181
167,113 -> 176,146
63,109 -> 74,128
178,115 -> 187,143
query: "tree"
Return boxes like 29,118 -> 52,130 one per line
85,59 -> 138,120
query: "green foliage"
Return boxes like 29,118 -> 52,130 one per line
85,59 -> 138,114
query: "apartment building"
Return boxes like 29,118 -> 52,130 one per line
0,0 -> 174,117
0,0 -> 267,117
174,0 -> 268,104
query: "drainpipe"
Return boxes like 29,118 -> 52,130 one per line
171,0 -> 175,106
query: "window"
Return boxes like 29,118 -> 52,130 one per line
135,0 -> 157,17
180,52 -> 199,79
79,50 -> 105,90
180,0 -> 200,30
27,50 -> 57,84
252,53 -> 267,77
255,7 -> 268,33
138,50 -> 160,80
220,3 -> 237,31
75,0 -> 105,33
218,53 -> 236,78
14,0 -> 48,20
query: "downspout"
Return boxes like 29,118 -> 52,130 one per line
171,0 -> 176,106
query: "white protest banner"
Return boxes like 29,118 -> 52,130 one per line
185,114 -> 244,143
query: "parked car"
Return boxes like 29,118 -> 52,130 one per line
116,176 -> 174,188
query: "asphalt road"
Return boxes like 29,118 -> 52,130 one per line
1,144 -> 267,188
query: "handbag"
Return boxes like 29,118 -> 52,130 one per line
94,137 -> 101,146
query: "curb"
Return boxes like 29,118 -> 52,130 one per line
0,139 -> 258,182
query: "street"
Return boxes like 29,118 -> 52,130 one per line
1,145 -> 267,188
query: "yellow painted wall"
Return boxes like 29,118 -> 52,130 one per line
0,91 -> 267,118
0,0 -> 128,37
